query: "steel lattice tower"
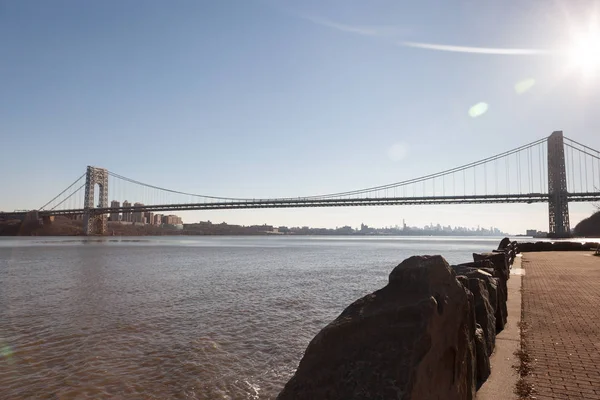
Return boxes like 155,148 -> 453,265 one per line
547,131 -> 570,237
83,166 -> 109,235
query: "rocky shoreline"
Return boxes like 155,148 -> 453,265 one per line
277,239 -> 598,399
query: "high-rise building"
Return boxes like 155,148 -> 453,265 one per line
144,212 -> 154,225
163,215 -> 183,225
110,200 -> 120,222
122,200 -> 132,222
133,202 -> 144,223
153,214 -> 162,225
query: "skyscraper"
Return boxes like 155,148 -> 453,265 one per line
122,200 -> 132,222
133,202 -> 144,223
110,200 -> 120,222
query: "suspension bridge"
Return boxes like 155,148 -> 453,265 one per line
2,131 -> 600,237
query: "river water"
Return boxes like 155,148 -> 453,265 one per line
0,236 -> 507,399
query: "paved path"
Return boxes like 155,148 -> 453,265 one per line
522,252 -> 600,399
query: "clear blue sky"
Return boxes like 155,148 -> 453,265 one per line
1,0 -> 599,233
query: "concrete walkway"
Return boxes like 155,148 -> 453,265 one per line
522,252 -> 600,399
477,256 -> 523,400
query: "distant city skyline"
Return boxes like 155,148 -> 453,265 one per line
1,1 -> 599,233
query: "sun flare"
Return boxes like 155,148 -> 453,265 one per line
567,23 -> 600,78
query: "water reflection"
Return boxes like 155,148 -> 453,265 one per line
0,236 -> 537,398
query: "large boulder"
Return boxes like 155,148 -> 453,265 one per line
467,278 -> 495,356
497,237 -> 511,250
473,253 -> 510,332
455,262 -> 505,333
474,325 -> 491,386
452,276 -> 496,389
473,252 -> 510,281
278,255 -> 476,400
452,266 -> 497,354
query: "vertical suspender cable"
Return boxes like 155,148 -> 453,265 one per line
453,173 -> 455,196
516,152 -> 519,194
539,144 -> 543,193
495,159 -> 498,194
579,147 -> 583,192
506,156 -> 510,194
529,146 -> 534,193
526,149 -> 531,193
484,162 -> 487,195
571,146 -> 575,192
592,151 -> 596,190
584,148 -> 589,192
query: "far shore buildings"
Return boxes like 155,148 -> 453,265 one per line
109,200 -> 120,222
107,200 -> 183,226
122,200 -> 132,222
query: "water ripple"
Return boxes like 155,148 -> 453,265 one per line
0,236 -> 498,398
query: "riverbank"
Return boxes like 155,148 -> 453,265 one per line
277,240 -> 518,399
276,240 -> 600,399
0,218 -> 511,237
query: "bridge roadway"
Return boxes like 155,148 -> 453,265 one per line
2,191 -> 595,217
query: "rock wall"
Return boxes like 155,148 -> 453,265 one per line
278,240 -> 519,400
517,241 -> 599,252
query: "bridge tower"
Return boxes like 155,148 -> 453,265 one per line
83,166 -> 109,235
547,131 -> 570,237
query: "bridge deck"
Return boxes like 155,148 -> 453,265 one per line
522,252 -> 600,399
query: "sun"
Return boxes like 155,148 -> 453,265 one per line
567,23 -> 600,78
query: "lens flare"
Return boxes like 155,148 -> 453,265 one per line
515,79 -> 536,94
468,102 -> 489,118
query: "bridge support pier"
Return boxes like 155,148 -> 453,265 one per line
83,166 -> 109,235
547,131 -> 570,237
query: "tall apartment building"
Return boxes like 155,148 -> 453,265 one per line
110,200 -> 120,222
122,200 -> 132,222
153,214 -> 163,225
144,212 -> 154,225
163,215 -> 183,225
133,202 -> 145,223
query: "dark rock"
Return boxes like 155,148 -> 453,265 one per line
517,241 -> 600,252
456,275 -> 470,288
517,242 -> 534,252
453,264 -> 503,334
277,255 -> 476,400
471,255 -> 508,332
467,278 -> 496,356
497,237 -> 511,250
473,252 -> 509,281
474,325 -> 491,386
534,241 -> 553,252
583,242 -> 600,251
552,241 -> 584,251
455,275 -> 477,400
